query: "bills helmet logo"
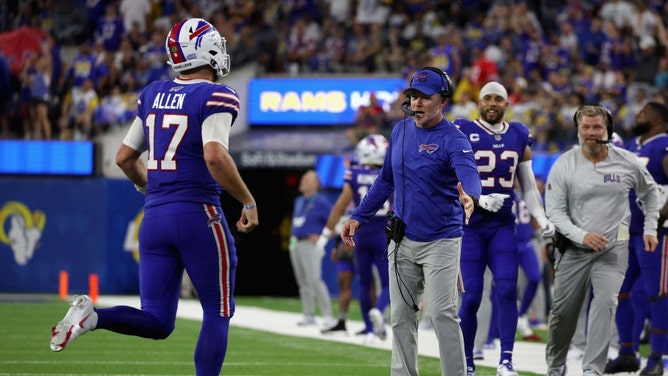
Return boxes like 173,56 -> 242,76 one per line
168,19 -> 212,60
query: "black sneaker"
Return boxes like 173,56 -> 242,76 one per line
355,328 -> 368,336
321,320 -> 347,335
640,356 -> 663,376
604,352 -> 640,374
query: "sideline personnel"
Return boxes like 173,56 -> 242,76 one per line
341,67 -> 482,376
544,105 -> 660,376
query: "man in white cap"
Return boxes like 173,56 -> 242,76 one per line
454,81 -> 555,376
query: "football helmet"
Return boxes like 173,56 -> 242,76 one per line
165,18 -> 230,78
355,134 -> 388,166
610,132 -> 624,147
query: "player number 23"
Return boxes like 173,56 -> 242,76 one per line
475,149 -> 519,188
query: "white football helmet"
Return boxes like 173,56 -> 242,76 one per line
610,131 -> 624,147
165,18 -> 230,78
355,134 -> 388,166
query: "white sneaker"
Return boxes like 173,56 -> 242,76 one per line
368,308 -> 387,340
516,314 -> 533,337
362,332 -> 377,345
50,295 -> 96,352
296,316 -> 317,326
496,360 -> 519,376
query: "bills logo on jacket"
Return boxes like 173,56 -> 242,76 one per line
419,144 -> 438,154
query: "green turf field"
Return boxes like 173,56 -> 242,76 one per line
0,295 -> 544,375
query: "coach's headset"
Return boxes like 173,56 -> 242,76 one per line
572,104 -> 614,144
401,67 -> 454,116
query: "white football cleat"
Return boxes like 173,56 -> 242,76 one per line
496,360 -> 519,376
516,314 -> 533,336
50,295 -> 96,352
362,332 -> 377,345
368,308 -> 387,340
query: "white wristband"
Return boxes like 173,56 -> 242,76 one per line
320,227 -> 333,239
135,184 -> 147,195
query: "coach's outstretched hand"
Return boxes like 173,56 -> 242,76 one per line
340,219 -> 359,248
458,182 -> 475,225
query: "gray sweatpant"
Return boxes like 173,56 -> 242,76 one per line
389,237 -> 466,376
289,239 -> 332,319
545,242 -> 628,374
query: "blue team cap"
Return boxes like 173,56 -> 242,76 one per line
404,69 -> 447,97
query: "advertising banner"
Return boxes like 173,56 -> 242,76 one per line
248,77 -> 406,126
0,140 -> 95,176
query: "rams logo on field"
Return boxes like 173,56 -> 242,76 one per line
0,201 -> 46,266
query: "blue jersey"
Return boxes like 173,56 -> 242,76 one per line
626,134 -> 668,234
454,119 -> 532,227
66,53 -> 97,87
96,16 -> 124,51
136,78 -> 240,210
429,44 -> 459,78
345,164 -> 389,236
291,193 -> 332,238
351,118 -> 481,241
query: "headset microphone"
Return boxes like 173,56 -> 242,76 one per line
401,98 -> 415,116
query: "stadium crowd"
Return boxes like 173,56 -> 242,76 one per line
0,0 -> 667,148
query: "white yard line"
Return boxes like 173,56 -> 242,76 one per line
97,296 -> 588,375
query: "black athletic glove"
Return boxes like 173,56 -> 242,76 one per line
545,238 -> 556,266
